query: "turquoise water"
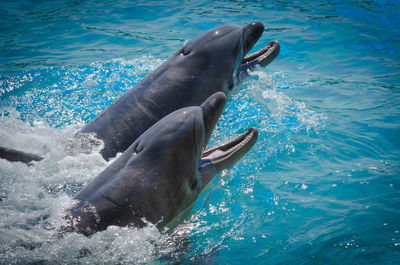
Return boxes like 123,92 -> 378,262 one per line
1,0 -> 400,264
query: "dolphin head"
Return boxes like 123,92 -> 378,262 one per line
100,92 -> 257,228
70,93 -> 257,234
174,21 -> 280,94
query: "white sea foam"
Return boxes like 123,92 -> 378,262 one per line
0,55 -> 175,264
0,110 -> 173,264
0,56 -> 325,264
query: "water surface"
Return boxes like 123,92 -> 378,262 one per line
0,0 -> 399,264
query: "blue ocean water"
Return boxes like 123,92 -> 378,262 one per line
1,0 -> 399,264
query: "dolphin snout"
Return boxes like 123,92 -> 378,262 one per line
200,92 -> 226,145
243,21 -> 265,55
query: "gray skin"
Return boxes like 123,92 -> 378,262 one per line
67,92 -> 258,235
0,147 -> 43,165
0,22 -> 278,165
80,21 -> 278,160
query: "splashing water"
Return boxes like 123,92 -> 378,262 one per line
0,53 -> 324,264
1,0 -> 399,263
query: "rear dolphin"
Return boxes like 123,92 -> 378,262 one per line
0,147 -> 43,165
81,22 -> 277,160
67,92 -> 258,235
0,22 -> 277,165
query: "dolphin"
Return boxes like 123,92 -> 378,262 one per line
81,21 -> 278,160
0,146 -> 43,165
67,92 -> 258,235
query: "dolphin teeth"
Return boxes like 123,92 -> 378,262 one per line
224,131 -> 252,154
201,127 -> 257,160
241,40 -> 280,67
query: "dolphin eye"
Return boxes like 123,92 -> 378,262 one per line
190,177 -> 198,191
132,142 -> 144,155
228,81 -> 234,90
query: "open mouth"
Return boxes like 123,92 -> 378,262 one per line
237,22 -> 280,82
201,127 -> 258,166
241,40 -> 280,68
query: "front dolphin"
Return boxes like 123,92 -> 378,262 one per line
81,22 -> 277,160
67,92 -> 258,235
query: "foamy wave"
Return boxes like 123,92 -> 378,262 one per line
0,54 -> 177,262
0,110 -> 177,264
